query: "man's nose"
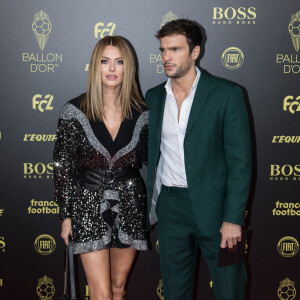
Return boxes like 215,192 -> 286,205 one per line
163,51 -> 171,63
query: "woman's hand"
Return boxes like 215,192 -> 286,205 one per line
61,218 -> 72,245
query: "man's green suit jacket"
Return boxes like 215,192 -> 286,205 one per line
145,69 -> 252,235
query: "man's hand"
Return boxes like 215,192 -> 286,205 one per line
61,218 -> 72,245
220,221 -> 241,248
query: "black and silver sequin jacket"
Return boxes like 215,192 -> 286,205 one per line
53,96 -> 148,252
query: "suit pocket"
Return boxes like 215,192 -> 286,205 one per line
213,176 -> 227,190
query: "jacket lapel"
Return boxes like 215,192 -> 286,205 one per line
185,70 -> 212,136
155,87 -> 167,142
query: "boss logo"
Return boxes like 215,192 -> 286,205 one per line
213,7 -> 256,23
23,163 -> 53,179
270,164 -> 300,176
270,164 -> 300,181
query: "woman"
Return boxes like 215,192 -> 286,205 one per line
53,36 -> 148,300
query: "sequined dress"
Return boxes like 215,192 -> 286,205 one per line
53,96 -> 148,254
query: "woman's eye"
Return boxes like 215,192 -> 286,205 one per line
116,60 -> 123,65
101,59 -> 108,64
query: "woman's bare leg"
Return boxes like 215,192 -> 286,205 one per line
81,249 -> 112,300
110,248 -> 136,300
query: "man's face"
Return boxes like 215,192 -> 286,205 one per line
159,34 -> 195,79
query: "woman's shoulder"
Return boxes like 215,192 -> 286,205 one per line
68,94 -> 86,110
131,101 -> 148,117
130,103 -> 148,125
58,94 -> 86,120
130,101 -> 148,127
139,101 -> 148,114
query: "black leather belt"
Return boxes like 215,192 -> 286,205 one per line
79,168 -> 139,192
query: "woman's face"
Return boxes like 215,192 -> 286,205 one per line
100,45 -> 124,89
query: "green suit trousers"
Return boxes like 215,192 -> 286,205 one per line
156,185 -> 247,300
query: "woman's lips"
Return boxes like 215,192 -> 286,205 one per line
106,75 -> 118,80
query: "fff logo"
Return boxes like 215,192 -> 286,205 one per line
283,96 -> 300,114
32,94 -> 53,112
94,22 -> 116,39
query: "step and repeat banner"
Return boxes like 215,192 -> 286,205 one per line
0,0 -> 299,299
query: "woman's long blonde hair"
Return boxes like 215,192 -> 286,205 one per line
81,36 -> 144,121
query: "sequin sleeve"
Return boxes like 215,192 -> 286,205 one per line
53,116 -> 79,222
133,110 -> 148,166
140,123 -> 148,166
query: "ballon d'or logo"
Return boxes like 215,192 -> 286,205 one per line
157,279 -> 164,300
289,11 -> 300,52
277,278 -> 296,300
36,275 -> 55,300
160,11 -> 178,28
32,10 -> 52,51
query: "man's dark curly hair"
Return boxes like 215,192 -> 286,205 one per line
156,19 -> 203,54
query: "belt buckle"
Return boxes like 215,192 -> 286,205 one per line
106,170 -> 114,183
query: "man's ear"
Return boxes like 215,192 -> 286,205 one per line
192,46 -> 200,61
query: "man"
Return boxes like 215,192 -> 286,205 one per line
145,19 -> 251,300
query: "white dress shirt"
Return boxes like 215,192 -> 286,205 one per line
157,67 -> 201,187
